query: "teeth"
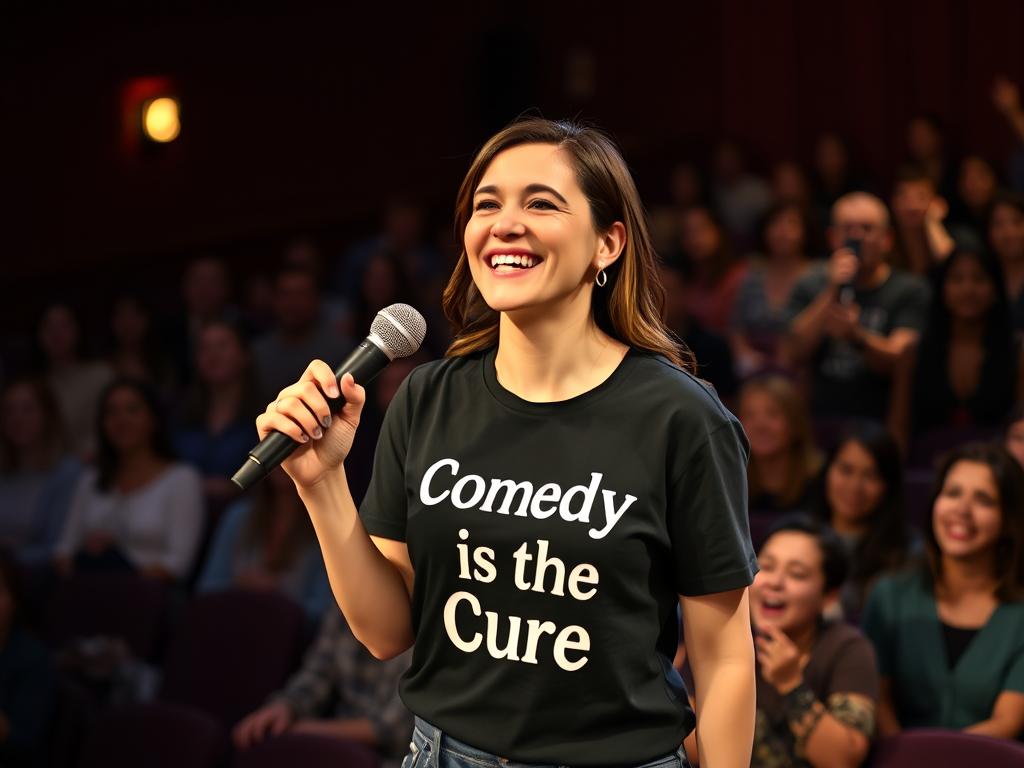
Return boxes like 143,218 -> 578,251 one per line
489,254 -> 538,268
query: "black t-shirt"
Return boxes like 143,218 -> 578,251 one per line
787,265 -> 930,420
358,347 -> 757,766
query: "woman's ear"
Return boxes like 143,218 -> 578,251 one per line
594,221 -> 627,271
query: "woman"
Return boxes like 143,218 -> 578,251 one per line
197,467 -> 329,624
0,378 -> 81,565
863,443 -> 1024,739
889,248 -> 1022,452
256,119 -> 758,767
174,320 -> 262,509
988,190 -> 1024,332
749,515 -> 878,768
1006,404 -> 1024,470
106,294 -> 179,399
739,376 -> 820,516
812,427 -> 913,620
674,205 -> 748,335
54,378 -> 203,582
731,204 -> 813,377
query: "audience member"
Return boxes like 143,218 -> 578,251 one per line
987,190 -> 1024,331
106,294 -> 179,401
889,248 -> 1022,452
658,260 -> 738,402
992,76 -> 1024,191
173,321 -> 261,509
810,133 -> 864,216
812,426 -> 914,620
252,266 -> 351,406
905,114 -> 956,201
948,155 -> 999,247
863,443 -> 1024,739
233,609 -> 412,767
1006,404 -> 1024,470
786,192 -> 930,422
890,163 -> 956,276
747,516 -> 878,768
0,553 -> 55,768
0,379 -> 81,566
731,203 -> 813,377
198,467 -> 329,624
36,303 -> 113,460
170,256 -> 237,383
740,376 -> 820,516
54,378 -> 203,582
710,139 -> 773,248
674,205 -> 748,335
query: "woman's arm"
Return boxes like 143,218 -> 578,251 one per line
795,693 -> 873,768
875,678 -> 902,737
964,690 -> 1024,739
681,587 -> 755,768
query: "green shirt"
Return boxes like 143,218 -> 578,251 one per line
863,569 -> 1024,734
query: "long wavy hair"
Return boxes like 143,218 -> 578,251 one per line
441,118 -> 693,372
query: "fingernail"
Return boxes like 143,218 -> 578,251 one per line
321,415 -> 332,429
329,385 -> 340,398
312,426 -> 323,439
300,434 -> 309,443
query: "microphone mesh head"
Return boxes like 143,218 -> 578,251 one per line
371,304 -> 427,359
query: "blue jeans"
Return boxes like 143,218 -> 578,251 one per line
401,717 -> 690,768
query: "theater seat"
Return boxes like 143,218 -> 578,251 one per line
871,729 -> 1024,767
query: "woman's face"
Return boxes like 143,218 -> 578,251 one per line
943,254 -> 995,323
751,531 -> 827,633
826,440 -> 886,528
989,203 -> 1024,262
739,389 -> 792,459
362,255 -> 399,310
1006,420 -> 1024,469
1,384 -> 46,451
680,209 -> 720,262
764,208 -> 805,258
102,386 -> 157,455
464,143 -> 614,317
196,325 -> 247,385
932,460 -> 1003,562
772,163 -> 808,204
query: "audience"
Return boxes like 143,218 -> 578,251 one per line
106,294 -> 179,401
0,379 -> 81,566
731,203 -> 813,377
173,320 -> 261,510
36,303 -> 113,461
948,155 -> 999,247
889,163 -> 956,277
811,426 -> 915,620
232,608 -> 412,767
1006,404 -> 1024,470
709,139 -> 773,249
863,443 -> 1024,739
748,516 -> 878,768
54,378 -> 203,582
786,192 -> 930,422
674,205 -> 748,335
987,190 -> 1024,331
198,467 -> 330,624
170,256 -> 237,383
0,553 -> 55,768
889,248 -> 1022,453
739,376 -> 821,516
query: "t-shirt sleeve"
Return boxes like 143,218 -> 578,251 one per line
826,632 -> 881,701
861,576 -> 897,678
358,373 -> 414,541
669,417 -> 758,596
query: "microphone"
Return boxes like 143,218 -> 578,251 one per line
231,303 -> 427,491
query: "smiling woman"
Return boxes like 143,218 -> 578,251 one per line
254,118 -> 758,768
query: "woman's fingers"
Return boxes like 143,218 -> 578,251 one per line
304,359 -> 340,398
338,372 -> 366,424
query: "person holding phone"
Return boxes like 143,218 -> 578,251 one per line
784,192 -> 930,423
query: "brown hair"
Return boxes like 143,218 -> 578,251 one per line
441,118 -> 693,372
924,442 -> 1024,602
741,376 -> 821,507
0,377 -> 69,473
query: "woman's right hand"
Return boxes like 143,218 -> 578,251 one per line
255,360 -> 366,490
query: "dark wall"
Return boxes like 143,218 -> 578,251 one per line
3,2 -> 1023,297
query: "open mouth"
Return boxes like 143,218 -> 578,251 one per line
760,598 -> 787,615
488,253 -> 543,274
944,523 -> 976,542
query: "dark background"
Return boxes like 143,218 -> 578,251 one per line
4,1 -> 1023,331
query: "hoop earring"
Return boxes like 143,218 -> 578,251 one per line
595,268 -> 608,287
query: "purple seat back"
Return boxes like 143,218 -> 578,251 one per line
231,732 -> 380,768
45,571 -> 167,660
78,702 -> 225,768
908,425 -> 1001,469
871,729 -> 1024,767
160,588 -> 305,728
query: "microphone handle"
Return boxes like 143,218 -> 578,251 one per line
231,339 -> 391,491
